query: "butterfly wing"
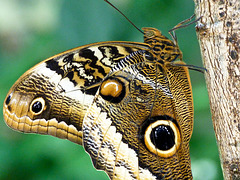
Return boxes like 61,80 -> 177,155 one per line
3,42 -> 149,145
3,27 -> 194,179
82,50 -> 193,179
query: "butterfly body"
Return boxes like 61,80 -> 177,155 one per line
3,28 -> 193,179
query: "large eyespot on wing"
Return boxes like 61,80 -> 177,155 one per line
3,42 -> 149,145
144,119 -> 181,158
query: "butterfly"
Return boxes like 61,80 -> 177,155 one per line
3,5 -> 196,179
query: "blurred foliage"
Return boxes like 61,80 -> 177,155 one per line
0,0 -> 223,179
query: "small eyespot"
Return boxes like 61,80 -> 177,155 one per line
5,93 -> 12,105
30,97 -> 45,115
144,120 -> 181,158
144,51 -> 154,61
100,77 -> 126,103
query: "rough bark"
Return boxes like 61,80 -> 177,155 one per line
193,0 -> 240,179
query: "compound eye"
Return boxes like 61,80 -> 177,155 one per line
144,120 -> 181,157
30,97 -> 46,115
145,30 -> 155,38
99,77 -> 126,103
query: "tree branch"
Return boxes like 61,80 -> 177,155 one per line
193,0 -> 240,179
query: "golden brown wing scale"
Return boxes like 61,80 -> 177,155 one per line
3,28 -> 194,179
82,35 -> 193,178
3,43 -> 148,145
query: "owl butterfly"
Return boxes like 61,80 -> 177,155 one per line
3,3 -> 197,179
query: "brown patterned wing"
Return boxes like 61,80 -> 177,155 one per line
3,27 -> 194,179
82,49 -> 193,179
3,41 -> 149,145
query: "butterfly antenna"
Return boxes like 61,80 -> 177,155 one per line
104,0 -> 144,34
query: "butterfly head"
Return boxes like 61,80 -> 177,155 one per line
142,27 -> 183,62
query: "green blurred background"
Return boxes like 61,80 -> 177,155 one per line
0,0 -> 222,179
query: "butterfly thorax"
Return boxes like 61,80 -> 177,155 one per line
142,27 -> 183,62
